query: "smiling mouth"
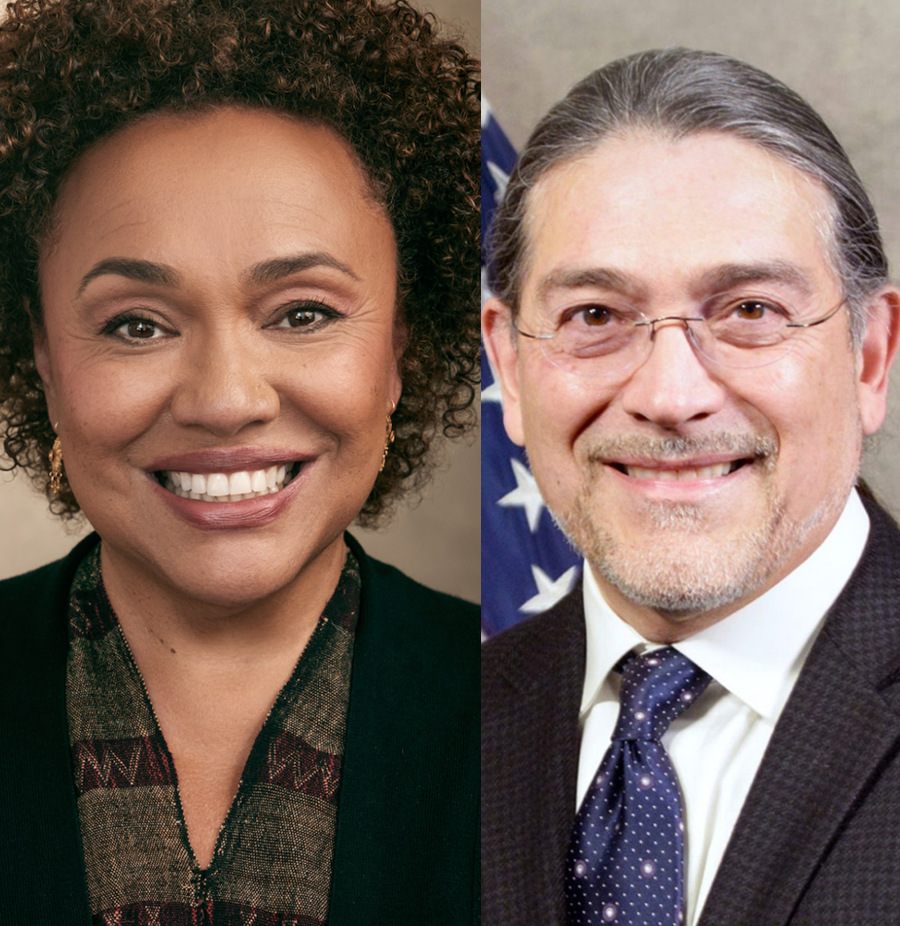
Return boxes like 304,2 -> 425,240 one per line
155,462 -> 303,502
611,459 -> 751,481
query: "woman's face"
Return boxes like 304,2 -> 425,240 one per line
35,107 -> 401,609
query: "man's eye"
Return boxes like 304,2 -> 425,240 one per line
730,300 -> 782,321
582,306 -> 614,326
562,305 -> 617,328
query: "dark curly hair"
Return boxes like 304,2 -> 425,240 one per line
0,0 -> 480,526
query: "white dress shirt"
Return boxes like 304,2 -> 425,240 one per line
577,490 -> 870,926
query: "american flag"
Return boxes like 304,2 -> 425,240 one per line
481,101 -> 581,637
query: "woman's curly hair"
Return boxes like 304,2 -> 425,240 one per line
0,0 -> 480,526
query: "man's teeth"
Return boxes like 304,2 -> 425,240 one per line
624,461 -> 737,481
163,464 -> 292,501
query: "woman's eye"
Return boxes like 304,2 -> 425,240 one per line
280,308 -> 321,328
272,302 -> 340,330
107,316 -> 167,340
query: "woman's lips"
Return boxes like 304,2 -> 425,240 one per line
150,461 -> 309,531
148,445 -> 312,472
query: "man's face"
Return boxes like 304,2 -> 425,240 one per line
484,131 -> 898,632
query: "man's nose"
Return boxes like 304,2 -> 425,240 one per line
170,328 -> 280,436
619,319 -> 727,428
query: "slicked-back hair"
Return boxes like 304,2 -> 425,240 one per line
488,47 -> 888,347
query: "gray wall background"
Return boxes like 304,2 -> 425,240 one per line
0,0 -> 481,601
484,0 -> 900,522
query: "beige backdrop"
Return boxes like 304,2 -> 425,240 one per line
0,0 -> 481,601
484,0 -> 900,523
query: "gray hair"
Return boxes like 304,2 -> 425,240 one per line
488,48 -> 888,346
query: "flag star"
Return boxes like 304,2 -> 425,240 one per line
520,564 -> 579,614
481,348 -> 503,405
481,379 -> 503,404
481,267 -> 494,306
497,458 -> 545,531
486,159 -> 509,200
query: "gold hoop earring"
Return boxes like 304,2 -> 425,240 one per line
49,426 -> 63,496
379,400 -> 396,473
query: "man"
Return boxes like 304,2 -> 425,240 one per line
482,48 -> 900,926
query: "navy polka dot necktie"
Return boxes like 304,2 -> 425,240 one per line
566,647 -> 711,926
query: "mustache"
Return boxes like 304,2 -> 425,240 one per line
584,433 -> 778,464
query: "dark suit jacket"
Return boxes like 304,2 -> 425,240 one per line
483,499 -> 900,926
0,532 -> 479,925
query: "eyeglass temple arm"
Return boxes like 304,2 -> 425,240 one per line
785,301 -> 845,329
511,322 -> 554,341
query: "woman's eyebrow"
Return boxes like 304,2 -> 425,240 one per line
244,252 -> 360,287
76,252 -> 360,297
77,257 -> 180,296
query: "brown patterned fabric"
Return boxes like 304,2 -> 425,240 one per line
66,545 -> 360,926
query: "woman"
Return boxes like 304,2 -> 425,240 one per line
0,1 -> 479,923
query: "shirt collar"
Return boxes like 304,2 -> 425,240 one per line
581,490 -> 870,721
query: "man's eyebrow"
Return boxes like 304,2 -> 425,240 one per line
534,260 -> 817,303
77,258 -> 180,296
536,267 -> 640,301
694,260 -> 815,297
244,252 -> 360,287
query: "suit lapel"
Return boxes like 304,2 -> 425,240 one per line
699,501 -> 900,926
482,587 -> 586,926
328,537 -> 478,926
698,632 -> 900,926
0,536 -> 96,923
328,542 -> 417,925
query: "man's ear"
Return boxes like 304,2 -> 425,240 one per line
857,285 -> 900,435
482,297 -> 525,446
31,324 -> 60,428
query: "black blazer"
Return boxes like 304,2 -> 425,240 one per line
483,499 -> 900,926
0,532 -> 479,925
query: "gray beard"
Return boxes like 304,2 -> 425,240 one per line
553,433 -> 855,619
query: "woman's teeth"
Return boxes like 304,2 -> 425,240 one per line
162,464 -> 294,502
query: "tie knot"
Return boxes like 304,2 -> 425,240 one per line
612,647 -> 710,743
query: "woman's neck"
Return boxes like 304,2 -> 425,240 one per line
99,534 -> 347,675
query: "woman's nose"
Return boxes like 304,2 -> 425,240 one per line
169,328 -> 281,436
